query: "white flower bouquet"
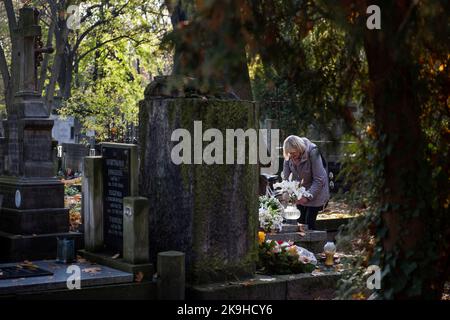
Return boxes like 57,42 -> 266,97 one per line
259,196 -> 284,233
273,173 -> 312,205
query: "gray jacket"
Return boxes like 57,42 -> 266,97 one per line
282,138 -> 330,207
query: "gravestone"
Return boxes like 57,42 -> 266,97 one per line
139,76 -> 259,284
0,7 -> 79,262
61,143 -> 89,173
80,143 -> 153,278
101,143 -> 138,254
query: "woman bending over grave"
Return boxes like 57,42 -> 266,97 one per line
282,135 -> 330,229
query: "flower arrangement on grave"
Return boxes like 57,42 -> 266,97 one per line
273,174 -> 313,220
258,240 -> 317,274
258,196 -> 284,233
274,174 -> 313,205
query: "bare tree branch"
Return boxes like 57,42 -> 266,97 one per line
80,3 -> 103,24
76,31 -> 150,64
72,0 -> 131,54
45,7 -> 71,106
38,0 -> 57,92
3,0 -> 17,35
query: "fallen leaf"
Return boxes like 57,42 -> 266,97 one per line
76,257 -> 87,264
19,261 -> 39,269
82,267 -> 101,274
111,253 -> 120,259
352,292 -> 366,300
135,272 -> 144,282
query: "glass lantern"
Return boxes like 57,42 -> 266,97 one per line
323,241 -> 336,266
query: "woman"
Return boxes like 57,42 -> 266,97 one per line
282,135 -> 330,229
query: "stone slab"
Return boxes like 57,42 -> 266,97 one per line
278,223 -> 308,233
0,260 -> 133,295
3,280 -> 156,300
78,250 -> 154,280
0,231 -> 83,262
281,272 -> 341,300
266,230 -> 327,243
188,271 -> 341,300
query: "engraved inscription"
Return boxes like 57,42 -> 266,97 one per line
102,146 -> 131,253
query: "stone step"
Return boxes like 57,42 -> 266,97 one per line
265,230 -> 327,254
266,230 -> 327,242
278,223 -> 308,233
78,250 -> 154,280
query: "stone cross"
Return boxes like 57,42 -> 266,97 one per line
16,7 -> 53,94
3,7 -> 55,175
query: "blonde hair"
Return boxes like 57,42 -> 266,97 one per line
283,135 -> 306,160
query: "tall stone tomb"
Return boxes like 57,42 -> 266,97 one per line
0,7 -> 76,262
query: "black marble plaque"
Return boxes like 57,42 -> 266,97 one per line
102,146 -> 131,253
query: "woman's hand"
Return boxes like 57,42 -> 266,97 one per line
296,197 -> 309,205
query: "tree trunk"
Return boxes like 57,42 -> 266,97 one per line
45,11 -> 70,110
57,47 -> 74,100
363,0 -> 447,299
38,1 -> 57,94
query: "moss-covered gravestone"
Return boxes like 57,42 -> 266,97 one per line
139,76 -> 259,284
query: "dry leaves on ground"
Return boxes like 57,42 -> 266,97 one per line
18,261 -> 39,269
